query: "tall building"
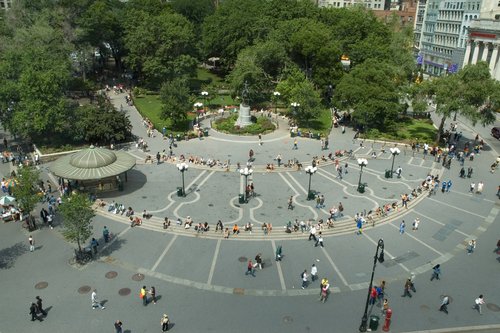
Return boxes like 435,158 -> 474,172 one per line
414,0 -> 427,49
416,0 -> 483,76
0,0 -> 12,10
461,1 -> 500,80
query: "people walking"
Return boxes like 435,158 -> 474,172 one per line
103,226 -> 110,243
254,253 -> 263,269
91,238 -> 99,255
399,220 -> 405,234
140,286 -> 148,305
319,279 -> 329,303
446,180 -> 452,192
470,182 -> 476,193
275,245 -> 282,261
311,264 -> 318,282
381,299 -> 389,316
430,264 -> 441,281
293,138 -> 298,150
309,225 -> 317,241
30,302 -> 42,321
439,295 -> 450,314
401,278 -> 413,298
91,289 -> 105,309
161,314 -> 170,331
412,218 -> 420,231
28,235 -> 35,252
315,232 -> 324,247
467,240 -> 476,254
35,296 -> 47,316
149,286 -> 156,304
477,181 -> 484,194
114,320 -> 123,333
301,270 -> 308,289
473,295 -> 485,314
287,196 -> 294,210
258,134 -> 262,146
245,260 -> 256,277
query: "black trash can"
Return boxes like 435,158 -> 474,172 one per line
239,194 -> 245,204
203,129 -> 209,137
357,183 -> 366,193
177,187 -> 183,197
307,191 -> 316,201
369,315 -> 380,331
385,170 -> 392,178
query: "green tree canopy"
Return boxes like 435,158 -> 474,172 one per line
160,78 -> 192,129
59,192 -> 95,252
12,166 -> 40,220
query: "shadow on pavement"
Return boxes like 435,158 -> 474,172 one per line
0,241 -> 27,269
95,169 -> 147,198
100,237 -> 127,257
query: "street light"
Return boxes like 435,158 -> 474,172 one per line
305,165 -> 317,200
359,238 -> 385,332
357,158 -> 368,193
290,102 -> 300,121
389,147 -> 401,178
176,162 -> 188,197
194,102 -> 203,125
240,167 -> 253,203
341,54 -> 351,71
273,91 -> 280,114
201,91 -> 208,112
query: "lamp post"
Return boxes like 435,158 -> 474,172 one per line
341,54 -> 351,71
201,90 -> 208,113
240,167 -> 253,203
359,238 -> 385,332
305,165 -> 317,200
194,102 -> 203,125
389,147 -> 400,178
176,162 -> 188,197
273,91 -> 280,114
357,158 -> 368,193
290,102 -> 300,122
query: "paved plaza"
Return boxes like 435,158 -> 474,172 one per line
1,92 -> 499,333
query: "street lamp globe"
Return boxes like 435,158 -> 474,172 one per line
201,91 -> 208,97
357,158 -> 368,167
273,91 -> 280,97
240,167 -> 253,176
305,165 -> 317,175
390,147 -> 401,156
177,162 -> 188,172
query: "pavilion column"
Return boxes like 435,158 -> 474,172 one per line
489,44 -> 499,73
471,41 -> 480,64
481,43 -> 490,62
462,40 -> 472,68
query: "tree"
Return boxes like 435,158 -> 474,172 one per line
74,96 -> 132,144
417,62 -> 499,143
334,59 -> 402,132
170,0 -> 215,35
160,78 -> 192,129
11,166 -> 40,230
123,9 -> 197,89
59,192 -> 95,253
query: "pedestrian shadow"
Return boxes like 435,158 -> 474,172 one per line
155,295 -> 162,302
44,306 -> 53,314
124,330 -> 132,333
101,300 -> 108,306
0,242 -> 27,269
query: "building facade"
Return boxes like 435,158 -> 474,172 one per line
0,0 -> 13,10
461,2 -> 500,80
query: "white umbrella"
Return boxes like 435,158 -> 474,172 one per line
0,195 -> 16,206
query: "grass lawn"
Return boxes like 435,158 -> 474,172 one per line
364,118 -> 437,143
282,108 -> 332,136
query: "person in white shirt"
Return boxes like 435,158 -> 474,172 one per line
311,264 -> 318,282
91,289 -> 105,310
474,295 -> 485,314
301,270 -> 308,289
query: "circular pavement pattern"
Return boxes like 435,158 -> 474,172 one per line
78,285 -> 91,294
238,256 -> 248,262
118,288 -> 131,296
34,281 -> 48,290
105,271 -> 118,279
282,315 -> 294,323
132,273 -> 145,281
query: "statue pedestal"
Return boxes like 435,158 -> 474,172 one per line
235,104 -> 252,127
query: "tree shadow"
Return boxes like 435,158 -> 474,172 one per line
0,242 -> 27,269
99,237 -> 127,257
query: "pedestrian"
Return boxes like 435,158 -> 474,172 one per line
315,232 -> 324,247
439,295 -> 449,314
36,296 -> 47,316
401,278 -> 412,297
377,281 -> 385,305
441,181 -> 446,193
356,218 -> 363,235
473,295 -> 485,314
28,235 -> 35,252
470,182 -> 475,193
459,167 -> 465,178
276,154 -> 282,167
446,180 -> 452,192
91,238 -> 99,255
467,239 -> 476,254
30,302 -> 42,321
381,298 -> 389,316
47,214 -> 53,229
91,289 -> 105,309
369,287 -> 377,305
254,253 -> 263,269
477,181 -> 484,194
309,225 -> 317,241
140,286 -> 148,305
399,220 -> 405,234
311,264 -> 318,282
430,264 -> 441,281
396,166 -> 402,178
156,152 -> 161,164
103,226 -> 110,243
275,245 -> 282,261
412,218 -> 420,231
467,166 -> 473,178
114,320 -> 123,333
245,260 -> 256,277
319,279 -> 329,303
161,314 -> 170,331
287,196 -> 294,210
40,208 -> 48,225
258,134 -> 262,146
301,270 -> 308,289
316,195 -> 321,208
149,286 -> 156,304
344,163 -> 348,174
293,138 -> 298,150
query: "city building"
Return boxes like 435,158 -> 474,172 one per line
414,0 -> 427,49
461,1 -> 500,80
416,0 -> 483,76
0,0 -> 12,10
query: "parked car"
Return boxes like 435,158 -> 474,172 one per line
492,127 -> 500,139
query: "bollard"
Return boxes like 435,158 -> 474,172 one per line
383,308 -> 392,331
